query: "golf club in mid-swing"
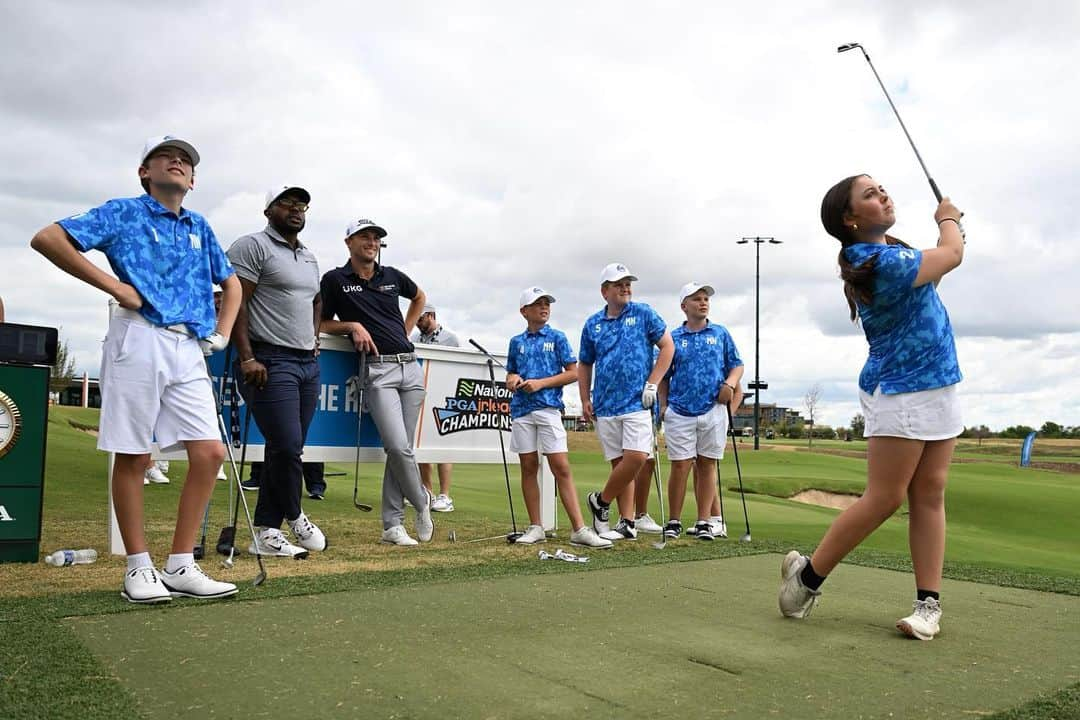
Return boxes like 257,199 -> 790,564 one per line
350,353 -> 373,512
724,403 -> 752,543
837,42 -> 965,237
649,418 -> 668,550
208,358 -> 266,585
469,338 -> 523,544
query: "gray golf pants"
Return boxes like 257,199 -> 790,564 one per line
365,360 -> 428,529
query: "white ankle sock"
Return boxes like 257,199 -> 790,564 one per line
165,553 -> 194,573
126,552 -> 152,572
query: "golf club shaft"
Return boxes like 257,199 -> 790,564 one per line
482,357 -> 519,534
725,403 -> 751,537
352,353 -> 373,512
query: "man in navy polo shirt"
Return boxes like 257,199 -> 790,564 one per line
227,185 -> 326,560
320,219 -> 433,546
580,263 -> 674,540
31,135 -> 241,603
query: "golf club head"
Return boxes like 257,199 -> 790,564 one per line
216,527 -> 236,556
222,547 -> 235,569
740,532 -> 752,543
651,538 -> 667,550
253,571 -> 267,587
506,531 -> 524,544
448,529 -> 457,543
193,544 -> 205,560
837,42 -> 862,53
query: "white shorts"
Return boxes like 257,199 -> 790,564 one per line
860,384 -> 963,440
595,410 -> 653,461
664,404 -> 728,461
98,311 -> 220,454
509,407 -> 568,455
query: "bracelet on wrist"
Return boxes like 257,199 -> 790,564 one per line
937,217 -> 961,227
240,357 -> 256,365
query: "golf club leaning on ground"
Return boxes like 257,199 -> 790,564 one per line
650,418 -> 668,550
208,360 -> 266,586
195,345 -> 233,560
351,353 -> 373,512
837,42 -> 965,238
469,338 -> 523,544
725,403 -> 752,543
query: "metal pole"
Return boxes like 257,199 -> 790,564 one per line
754,240 -> 760,450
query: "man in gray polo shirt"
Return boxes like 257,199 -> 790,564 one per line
227,185 -> 326,559
410,303 -> 461,512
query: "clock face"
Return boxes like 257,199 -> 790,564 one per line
0,390 -> 21,459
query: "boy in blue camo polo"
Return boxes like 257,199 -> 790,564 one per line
580,263 -> 674,541
658,282 -> 744,540
505,287 -> 612,549
31,135 -> 241,604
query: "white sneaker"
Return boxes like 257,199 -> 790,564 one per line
216,464 -> 227,481
710,516 -> 728,538
288,512 -> 327,552
694,520 -> 715,541
249,527 -> 309,559
381,525 -> 419,546
145,466 -> 170,484
778,550 -> 821,618
896,598 -> 942,641
431,494 -> 454,512
415,489 -> 434,542
160,563 -> 238,599
634,513 -> 663,534
143,476 -> 149,486
586,492 -> 611,535
121,566 -> 171,604
570,527 -> 613,548
514,524 -> 547,544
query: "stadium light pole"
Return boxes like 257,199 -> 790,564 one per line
737,236 -> 783,450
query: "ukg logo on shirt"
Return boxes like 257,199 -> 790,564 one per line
433,378 -> 512,435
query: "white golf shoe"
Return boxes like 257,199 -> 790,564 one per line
381,525 -> 419,546
570,527 -> 613,548
249,527 -> 309,559
415,489 -> 434,542
634,513 -> 663,534
710,516 -> 728,538
289,512 -> 327,552
431,494 -> 454,512
586,492 -> 610,535
160,563 -> 238,599
145,466 -> 169,484
216,464 -> 228,481
778,550 -> 821,618
121,566 -> 171,604
514,525 -> 547,544
896,598 -> 942,640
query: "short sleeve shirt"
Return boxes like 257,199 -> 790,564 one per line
58,194 -> 234,338
843,243 -> 962,394
226,226 -> 320,350
579,301 -> 666,417
320,261 -> 418,355
410,325 -> 462,347
505,325 -> 577,418
666,322 -> 743,417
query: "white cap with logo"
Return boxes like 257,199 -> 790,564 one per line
519,286 -> 556,308
679,282 -> 715,302
141,135 -> 200,167
264,185 -> 311,210
422,304 -> 436,315
345,218 -> 388,239
600,262 -> 638,284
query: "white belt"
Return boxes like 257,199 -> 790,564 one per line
114,306 -> 195,338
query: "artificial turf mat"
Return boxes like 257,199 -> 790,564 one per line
69,554 -> 1079,719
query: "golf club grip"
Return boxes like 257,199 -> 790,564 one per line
928,177 -> 943,203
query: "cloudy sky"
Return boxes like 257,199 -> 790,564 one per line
3,1 -> 1077,430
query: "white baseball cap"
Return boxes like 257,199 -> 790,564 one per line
264,185 -> 311,210
140,135 -> 200,167
600,262 -> 638,284
345,218 -> 387,239
421,304 -> 436,315
519,286 -> 556,308
679,282 -> 715,302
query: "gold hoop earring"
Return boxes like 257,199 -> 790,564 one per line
852,223 -> 859,231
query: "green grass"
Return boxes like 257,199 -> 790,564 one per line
2,406 -> 1078,718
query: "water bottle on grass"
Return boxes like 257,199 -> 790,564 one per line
44,549 -> 98,566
